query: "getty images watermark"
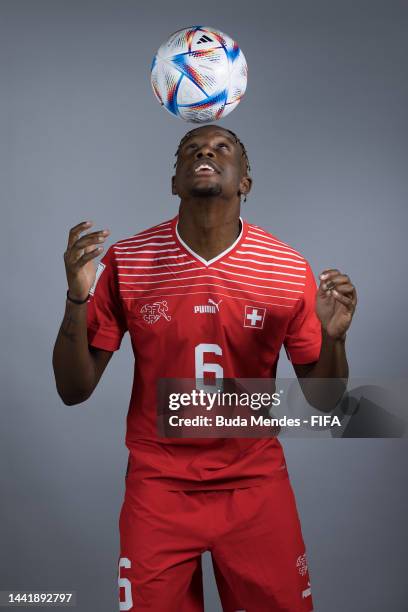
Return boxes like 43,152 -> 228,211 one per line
157,378 -> 407,438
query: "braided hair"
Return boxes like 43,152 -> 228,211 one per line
173,126 -> 251,176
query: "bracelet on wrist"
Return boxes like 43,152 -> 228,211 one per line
66,290 -> 89,305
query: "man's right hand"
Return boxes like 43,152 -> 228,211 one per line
64,221 -> 110,301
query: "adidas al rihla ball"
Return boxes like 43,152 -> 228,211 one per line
150,25 -> 248,123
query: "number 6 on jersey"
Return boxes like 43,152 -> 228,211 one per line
195,343 -> 223,390
119,557 -> 133,611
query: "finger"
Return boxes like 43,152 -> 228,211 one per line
71,231 -> 110,258
327,274 -> 350,285
320,274 -> 351,291
319,269 -> 340,281
83,243 -> 99,254
67,221 -> 93,249
343,287 -> 358,309
332,289 -> 354,308
74,229 -> 110,247
75,246 -> 104,268
322,281 -> 352,294
66,233 -> 108,266
328,282 -> 354,295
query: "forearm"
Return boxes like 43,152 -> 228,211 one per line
308,328 -> 349,379
301,329 -> 348,411
52,300 -> 96,404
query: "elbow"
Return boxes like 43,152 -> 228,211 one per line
301,381 -> 348,413
306,391 -> 348,413
60,395 -> 86,406
56,385 -> 93,406
52,366 -> 95,406
308,399 -> 338,413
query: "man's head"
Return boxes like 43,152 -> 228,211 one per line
171,125 -> 252,205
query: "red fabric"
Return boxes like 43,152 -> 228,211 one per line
283,261 -> 322,364
86,247 -> 127,351
87,216 -> 322,490
118,477 -> 314,611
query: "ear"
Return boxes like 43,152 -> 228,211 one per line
171,175 -> 178,196
239,175 -> 253,197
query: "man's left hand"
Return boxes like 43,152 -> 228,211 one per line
316,269 -> 357,340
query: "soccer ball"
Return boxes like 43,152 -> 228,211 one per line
150,25 -> 248,123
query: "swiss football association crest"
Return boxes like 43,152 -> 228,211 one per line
244,305 -> 266,329
140,301 -> 171,325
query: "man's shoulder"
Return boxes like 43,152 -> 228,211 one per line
112,217 -> 175,248
245,220 -> 308,264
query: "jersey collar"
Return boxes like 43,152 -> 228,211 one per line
171,214 -> 247,267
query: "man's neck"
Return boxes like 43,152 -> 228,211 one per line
177,201 -> 241,262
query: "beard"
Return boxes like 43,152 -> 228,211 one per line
190,183 -> 222,198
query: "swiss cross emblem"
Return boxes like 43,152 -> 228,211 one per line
244,305 -> 266,329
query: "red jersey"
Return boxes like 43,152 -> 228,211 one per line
87,215 -> 322,490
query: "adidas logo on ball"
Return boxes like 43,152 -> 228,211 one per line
197,34 -> 213,44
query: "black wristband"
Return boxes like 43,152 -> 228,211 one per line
66,290 -> 89,305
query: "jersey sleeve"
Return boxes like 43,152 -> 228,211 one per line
86,245 -> 127,352
283,261 -> 322,364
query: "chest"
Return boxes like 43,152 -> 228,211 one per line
122,283 -> 295,358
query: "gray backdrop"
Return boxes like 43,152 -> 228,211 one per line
1,0 -> 407,610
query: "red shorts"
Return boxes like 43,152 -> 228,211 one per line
118,476 -> 313,611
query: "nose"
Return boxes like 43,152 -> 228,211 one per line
195,144 -> 215,159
